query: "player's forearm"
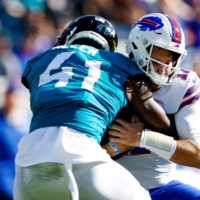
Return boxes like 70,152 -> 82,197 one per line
170,139 -> 200,169
127,79 -> 177,137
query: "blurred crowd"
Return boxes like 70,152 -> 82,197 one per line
0,0 -> 200,199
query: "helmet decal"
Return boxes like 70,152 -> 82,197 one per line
96,24 -> 109,35
165,15 -> 182,46
132,16 -> 164,31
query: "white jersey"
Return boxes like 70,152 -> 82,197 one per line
117,69 -> 200,189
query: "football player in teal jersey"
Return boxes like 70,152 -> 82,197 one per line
13,14 -> 174,200
13,14 -> 152,200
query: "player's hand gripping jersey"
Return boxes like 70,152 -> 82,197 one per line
117,68 -> 200,189
22,44 -> 142,143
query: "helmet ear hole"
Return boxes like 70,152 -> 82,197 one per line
129,52 -> 134,59
132,42 -> 138,49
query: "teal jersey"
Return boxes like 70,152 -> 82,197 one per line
22,44 -> 142,143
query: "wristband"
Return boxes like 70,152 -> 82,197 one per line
140,129 -> 177,160
109,141 -> 120,155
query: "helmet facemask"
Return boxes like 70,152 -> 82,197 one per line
126,13 -> 187,86
138,39 -> 185,85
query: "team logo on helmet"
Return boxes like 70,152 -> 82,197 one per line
132,16 -> 164,31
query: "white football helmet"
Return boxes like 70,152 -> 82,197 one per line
126,13 -> 187,85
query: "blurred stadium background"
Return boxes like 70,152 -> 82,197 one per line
0,0 -> 200,199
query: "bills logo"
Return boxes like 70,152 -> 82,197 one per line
132,16 -> 164,31
132,15 -> 182,47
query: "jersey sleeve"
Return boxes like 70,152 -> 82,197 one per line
175,72 -> 200,144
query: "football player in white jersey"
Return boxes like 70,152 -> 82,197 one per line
102,13 -> 200,200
